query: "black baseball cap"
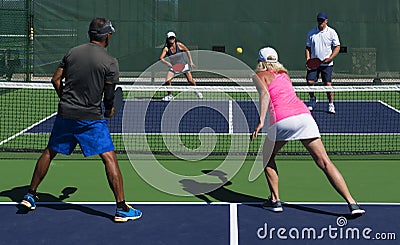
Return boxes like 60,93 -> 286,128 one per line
88,18 -> 115,35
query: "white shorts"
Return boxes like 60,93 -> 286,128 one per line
267,113 -> 320,141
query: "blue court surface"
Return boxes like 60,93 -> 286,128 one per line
0,202 -> 398,244
27,100 -> 400,135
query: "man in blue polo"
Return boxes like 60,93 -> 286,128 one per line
20,17 -> 142,222
305,12 -> 341,114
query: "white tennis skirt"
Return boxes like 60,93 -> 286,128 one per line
267,113 -> 320,141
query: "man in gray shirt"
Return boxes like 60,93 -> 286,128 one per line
20,17 -> 142,222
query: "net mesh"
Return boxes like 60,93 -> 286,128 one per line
1,82 -> 399,159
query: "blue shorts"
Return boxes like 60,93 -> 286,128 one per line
306,65 -> 333,83
48,117 -> 115,157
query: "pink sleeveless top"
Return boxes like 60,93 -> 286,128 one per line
266,70 -> 310,125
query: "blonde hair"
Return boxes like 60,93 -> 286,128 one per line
256,61 -> 288,74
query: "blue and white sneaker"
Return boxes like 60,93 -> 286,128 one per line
20,194 -> 37,210
114,205 -> 142,222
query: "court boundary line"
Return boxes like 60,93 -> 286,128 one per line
228,100 -> 233,134
378,100 -> 400,114
230,203 -> 238,245
0,112 -> 57,146
1,201 -> 400,205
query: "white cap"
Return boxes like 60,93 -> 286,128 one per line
258,47 -> 278,63
166,31 -> 176,38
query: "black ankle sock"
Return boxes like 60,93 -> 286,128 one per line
28,189 -> 37,196
117,200 -> 127,210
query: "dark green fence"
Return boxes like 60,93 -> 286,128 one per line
2,0 -> 400,80
0,0 -> 31,81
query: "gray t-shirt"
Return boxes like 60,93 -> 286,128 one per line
57,43 -> 119,120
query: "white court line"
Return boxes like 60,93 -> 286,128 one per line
378,100 -> 400,114
230,203 -> 239,245
0,201 -> 233,205
228,100 -> 233,134
0,112 -> 57,146
2,201 -> 400,205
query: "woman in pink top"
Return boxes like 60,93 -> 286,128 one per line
251,47 -> 364,215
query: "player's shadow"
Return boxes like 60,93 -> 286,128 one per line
179,170 -> 360,220
0,185 -> 114,221
179,170 -> 264,204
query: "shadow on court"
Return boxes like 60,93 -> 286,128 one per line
180,170 -> 361,219
0,185 -> 113,221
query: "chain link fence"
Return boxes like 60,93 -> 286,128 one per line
0,0 -> 31,82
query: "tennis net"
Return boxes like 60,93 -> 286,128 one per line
0,82 -> 399,159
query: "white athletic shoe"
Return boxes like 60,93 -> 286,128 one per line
262,197 -> 283,212
162,94 -> 174,101
328,103 -> 336,114
348,203 -> 365,215
194,91 -> 203,99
